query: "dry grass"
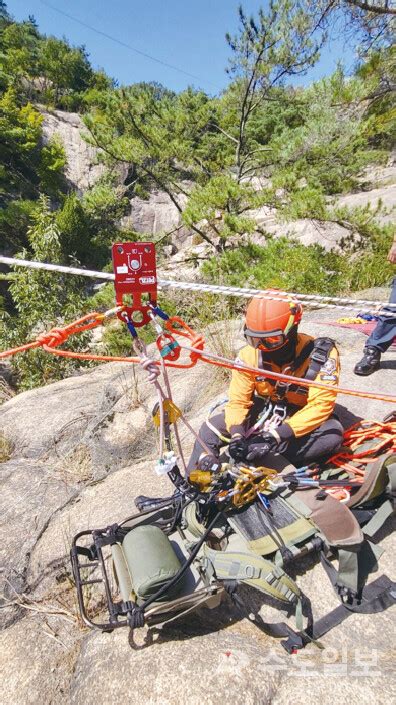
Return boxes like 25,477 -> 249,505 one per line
0,432 -> 13,463
2,578 -> 78,626
0,378 -> 14,405
119,365 -> 143,409
53,443 -> 93,484
205,316 -> 243,387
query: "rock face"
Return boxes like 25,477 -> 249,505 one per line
40,109 -> 107,193
337,183 -> 396,224
120,189 -> 192,247
248,210 -> 354,251
40,108 -> 395,256
0,311 -> 395,703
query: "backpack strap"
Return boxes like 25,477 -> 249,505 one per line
292,339 -> 315,371
304,337 -> 336,381
202,545 -> 304,627
285,574 -> 396,653
346,454 -> 396,508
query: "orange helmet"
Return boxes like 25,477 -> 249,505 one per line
244,291 -> 303,351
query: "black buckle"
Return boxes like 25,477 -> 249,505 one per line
310,348 -> 328,365
93,523 -> 122,548
293,385 -> 308,396
281,633 -> 305,653
113,600 -> 136,615
274,382 -> 289,400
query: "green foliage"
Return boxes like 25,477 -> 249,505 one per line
183,175 -> 257,242
305,1 -> 395,53
84,82 -> 231,247
0,5 -> 110,110
225,1 -> 324,182
56,193 -> 92,263
268,66 -> 385,199
331,204 -> 395,290
82,180 -> 130,251
0,196 -> 90,389
54,182 -> 132,269
356,46 -> 396,150
1,18 -> 40,91
39,36 -> 93,107
38,136 -> 67,194
0,87 -> 67,247
1,2 -> 395,390
280,186 -> 328,221
202,238 -> 347,295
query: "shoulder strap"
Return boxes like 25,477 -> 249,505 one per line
291,339 -> 315,371
304,337 -> 336,381
202,545 -> 302,612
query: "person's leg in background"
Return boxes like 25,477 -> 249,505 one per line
354,276 -> 396,376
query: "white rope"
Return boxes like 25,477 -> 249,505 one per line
1,255 -> 395,316
0,256 -> 115,280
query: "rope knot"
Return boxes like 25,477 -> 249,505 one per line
139,354 -> 160,383
190,334 -> 205,364
36,327 -> 69,348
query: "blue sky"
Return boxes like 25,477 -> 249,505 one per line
8,0 -> 357,94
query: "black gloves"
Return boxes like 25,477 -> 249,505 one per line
197,455 -> 222,473
245,433 -> 279,463
228,436 -> 249,462
228,432 -> 280,463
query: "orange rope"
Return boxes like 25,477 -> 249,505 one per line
1,311 -> 396,403
325,420 -> 396,482
0,313 -> 105,360
188,346 -> 396,404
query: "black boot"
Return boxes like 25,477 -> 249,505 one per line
354,346 -> 381,376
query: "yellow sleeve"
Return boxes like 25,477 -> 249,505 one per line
286,347 -> 340,438
224,348 -> 271,435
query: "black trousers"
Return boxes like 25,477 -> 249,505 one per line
187,400 -> 344,473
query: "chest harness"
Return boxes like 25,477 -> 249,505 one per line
253,337 -> 336,433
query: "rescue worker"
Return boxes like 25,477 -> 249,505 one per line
187,293 -> 344,472
354,236 -> 396,376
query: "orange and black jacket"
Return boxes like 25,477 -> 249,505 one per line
224,333 -> 340,440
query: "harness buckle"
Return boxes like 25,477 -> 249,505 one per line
272,404 -> 287,422
310,348 -> 328,365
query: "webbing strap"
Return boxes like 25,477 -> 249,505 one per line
292,340 -> 315,372
387,462 -> 396,493
320,538 -> 382,599
337,548 -> 359,594
297,575 -> 396,648
203,546 -> 301,607
304,337 -> 335,381
363,500 -> 394,539
226,588 -> 313,649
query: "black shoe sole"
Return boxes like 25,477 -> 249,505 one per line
354,365 -> 380,376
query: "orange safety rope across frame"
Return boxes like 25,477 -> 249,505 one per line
1,312 -> 396,404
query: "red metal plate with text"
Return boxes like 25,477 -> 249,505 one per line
111,242 -> 157,325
